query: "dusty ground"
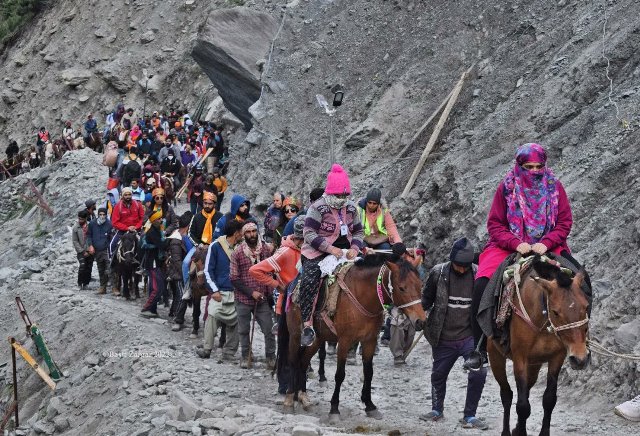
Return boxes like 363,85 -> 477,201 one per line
0,185 -> 636,435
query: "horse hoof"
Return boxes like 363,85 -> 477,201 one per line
366,409 -> 383,420
328,413 -> 340,424
318,380 -> 328,388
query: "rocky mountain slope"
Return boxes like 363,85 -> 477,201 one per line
1,0 -> 639,433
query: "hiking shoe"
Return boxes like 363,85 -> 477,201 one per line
419,410 -> 443,422
615,395 -> 640,422
189,330 -> 198,339
239,359 -> 250,369
460,416 -> 489,430
394,356 -> 406,366
140,310 -> 158,318
380,338 -> 390,347
171,323 -> 182,332
196,348 -> 211,359
301,326 -> 315,347
112,288 -> 121,297
266,357 -> 276,370
97,286 -> 107,295
463,351 -> 488,371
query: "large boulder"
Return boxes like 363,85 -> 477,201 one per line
192,7 -> 281,130
60,68 -> 92,87
95,60 -> 132,93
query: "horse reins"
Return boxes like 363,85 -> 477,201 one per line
376,264 -> 422,310
511,265 -> 589,336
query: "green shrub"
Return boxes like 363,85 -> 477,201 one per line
0,0 -> 45,45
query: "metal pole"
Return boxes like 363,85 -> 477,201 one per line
329,113 -> 335,168
12,343 -> 18,427
142,79 -> 148,121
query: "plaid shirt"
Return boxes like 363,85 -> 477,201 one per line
230,242 -> 274,306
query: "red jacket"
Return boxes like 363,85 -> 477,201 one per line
485,180 -> 572,253
111,200 -> 144,231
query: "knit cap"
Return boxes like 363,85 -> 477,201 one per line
324,164 -> 351,195
365,188 -> 382,204
449,237 -> 475,266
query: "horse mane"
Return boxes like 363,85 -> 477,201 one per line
354,254 -> 419,280
531,256 -> 573,289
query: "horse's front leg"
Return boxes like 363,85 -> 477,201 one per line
318,341 -> 327,387
512,359 -> 531,436
539,354 -> 564,436
360,336 -> 382,419
329,339 -> 349,423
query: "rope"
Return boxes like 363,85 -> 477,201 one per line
259,10 -> 287,101
588,339 -> 640,361
601,0 -> 629,129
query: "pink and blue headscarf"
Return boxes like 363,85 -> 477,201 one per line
503,143 -> 559,244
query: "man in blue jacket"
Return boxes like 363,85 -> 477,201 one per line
87,207 -> 113,295
197,219 -> 244,360
212,193 -> 257,239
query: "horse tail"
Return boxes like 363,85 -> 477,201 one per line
275,290 -> 289,380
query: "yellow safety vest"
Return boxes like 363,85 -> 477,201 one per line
359,207 -> 388,236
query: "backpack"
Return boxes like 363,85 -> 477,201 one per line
123,159 -> 141,184
102,141 -> 119,167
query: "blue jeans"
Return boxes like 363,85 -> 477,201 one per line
182,246 -> 196,285
431,336 -> 487,417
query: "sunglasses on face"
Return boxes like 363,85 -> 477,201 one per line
284,207 -> 298,213
154,196 -> 164,200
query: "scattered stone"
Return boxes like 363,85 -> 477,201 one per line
516,77 -> 524,88
53,417 -> 70,433
46,397 -> 63,418
166,420 -> 192,432
171,389 -> 200,420
292,424 -> 321,436
140,31 -> 156,44
32,420 -> 55,435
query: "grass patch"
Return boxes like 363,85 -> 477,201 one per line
0,0 -> 46,45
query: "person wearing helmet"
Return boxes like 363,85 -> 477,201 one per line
188,164 -> 205,215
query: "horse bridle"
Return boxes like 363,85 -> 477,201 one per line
376,264 -> 422,310
116,234 -> 139,263
542,289 -> 590,336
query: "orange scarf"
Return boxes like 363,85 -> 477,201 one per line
201,208 -> 217,244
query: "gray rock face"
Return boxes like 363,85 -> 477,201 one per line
192,7 -> 280,129
60,68 -> 93,87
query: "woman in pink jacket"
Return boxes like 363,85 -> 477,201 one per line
465,143 -> 590,370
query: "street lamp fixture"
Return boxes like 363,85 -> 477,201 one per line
315,89 -> 345,169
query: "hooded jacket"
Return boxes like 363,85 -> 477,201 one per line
213,194 -> 257,239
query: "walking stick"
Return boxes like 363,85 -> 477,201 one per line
247,302 -> 258,369
403,333 -> 423,361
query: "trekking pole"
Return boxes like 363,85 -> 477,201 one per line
247,301 -> 258,369
403,333 -> 423,360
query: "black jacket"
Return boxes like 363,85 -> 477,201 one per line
188,210 -> 223,245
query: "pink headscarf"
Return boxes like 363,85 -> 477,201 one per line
503,143 -> 559,244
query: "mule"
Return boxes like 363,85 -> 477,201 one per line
113,232 -> 141,300
278,252 -> 426,421
86,131 -> 103,153
488,257 -> 590,436
173,245 -> 207,336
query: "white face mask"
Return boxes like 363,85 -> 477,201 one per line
325,194 -> 347,209
97,217 -> 106,225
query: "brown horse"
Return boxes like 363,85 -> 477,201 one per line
278,252 -> 426,421
86,131 -> 103,153
488,257 -> 590,436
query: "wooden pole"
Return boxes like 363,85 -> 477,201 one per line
400,67 -> 472,198
396,88 -> 455,160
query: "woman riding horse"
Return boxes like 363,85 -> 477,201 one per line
466,142 -> 592,371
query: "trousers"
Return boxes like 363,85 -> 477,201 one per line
94,249 -> 110,287
236,301 -> 276,359
299,256 -> 324,322
431,336 -> 487,417
77,252 -> 94,286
